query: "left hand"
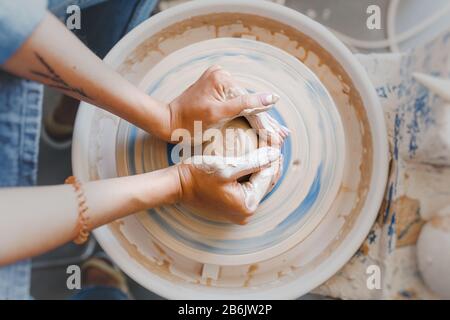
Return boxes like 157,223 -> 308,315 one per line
177,147 -> 282,224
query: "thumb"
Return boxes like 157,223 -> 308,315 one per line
240,156 -> 283,213
222,147 -> 281,180
221,92 -> 280,119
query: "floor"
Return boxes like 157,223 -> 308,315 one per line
30,0 -> 391,300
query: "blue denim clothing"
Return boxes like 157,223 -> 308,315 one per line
0,73 -> 43,299
0,0 -> 47,300
47,0 -> 159,58
0,0 -> 48,64
69,286 -> 129,300
0,0 -> 158,299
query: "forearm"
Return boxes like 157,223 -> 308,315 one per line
83,167 -> 181,227
0,167 -> 181,266
1,11 -> 171,140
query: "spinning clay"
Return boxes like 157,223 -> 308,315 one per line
73,4 -> 388,299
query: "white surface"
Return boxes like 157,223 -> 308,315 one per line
417,221 -> 450,299
72,0 -> 388,299
133,38 -> 345,265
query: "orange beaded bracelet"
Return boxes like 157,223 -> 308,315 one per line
65,176 -> 90,244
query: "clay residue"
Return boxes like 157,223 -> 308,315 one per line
359,242 -> 369,256
109,220 -> 182,283
430,216 -> 450,232
152,240 -> 167,256
394,196 -> 424,247
243,264 -> 259,287
105,12 -> 374,288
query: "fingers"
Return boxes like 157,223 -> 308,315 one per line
239,167 -> 275,218
221,84 -> 288,146
183,155 -> 226,175
203,65 -> 223,76
202,65 -> 234,100
222,92 -> 280,119
228,214 -> 249,225
267,155 -> 284,194
222,147 -> 281,180
224,84 -> 289,146
240,157 -> 283,216
223,183 -> 258,225
205,70 -> 280,119
267,114 -> 290,139
246,112 -> 290,147
186,153 -> 284,225
182,147 -> 284,225
186,147 -> 280,180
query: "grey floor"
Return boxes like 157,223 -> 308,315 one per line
30,0 -> 390,300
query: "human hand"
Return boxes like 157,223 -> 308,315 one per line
226,85 -> 290,148
176,147 -> 282,224
166,65 -> 280,142
224,86 -> 288,200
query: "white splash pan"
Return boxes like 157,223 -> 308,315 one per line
72,0 -> 388,299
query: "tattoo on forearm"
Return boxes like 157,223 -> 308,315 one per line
30,52 -> 90,99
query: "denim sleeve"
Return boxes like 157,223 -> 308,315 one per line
0,0 -> 48,64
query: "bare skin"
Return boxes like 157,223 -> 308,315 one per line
3,13 -> 278,142
179,147 -> 281,225
168,65 -> 280,141
0,149 -> 280,265
0,11 -> 286,266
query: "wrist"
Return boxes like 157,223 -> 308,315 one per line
159,101 -> 173,142
140,166 -> 183,206
138,95 -> 172,141
174,163 -> 192,204
167,99 -> 180,142
123,166 -> 184,210
169,165 -> 184,204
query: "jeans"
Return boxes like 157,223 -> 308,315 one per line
0,0 -> 158,299
69,286 -> 129,300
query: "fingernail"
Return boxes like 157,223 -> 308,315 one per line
259,93 -> 280,105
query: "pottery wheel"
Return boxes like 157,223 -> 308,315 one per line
115,38 -> 345,265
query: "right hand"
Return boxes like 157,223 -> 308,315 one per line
176,147 -> 282,224
166,65 -> 281,142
